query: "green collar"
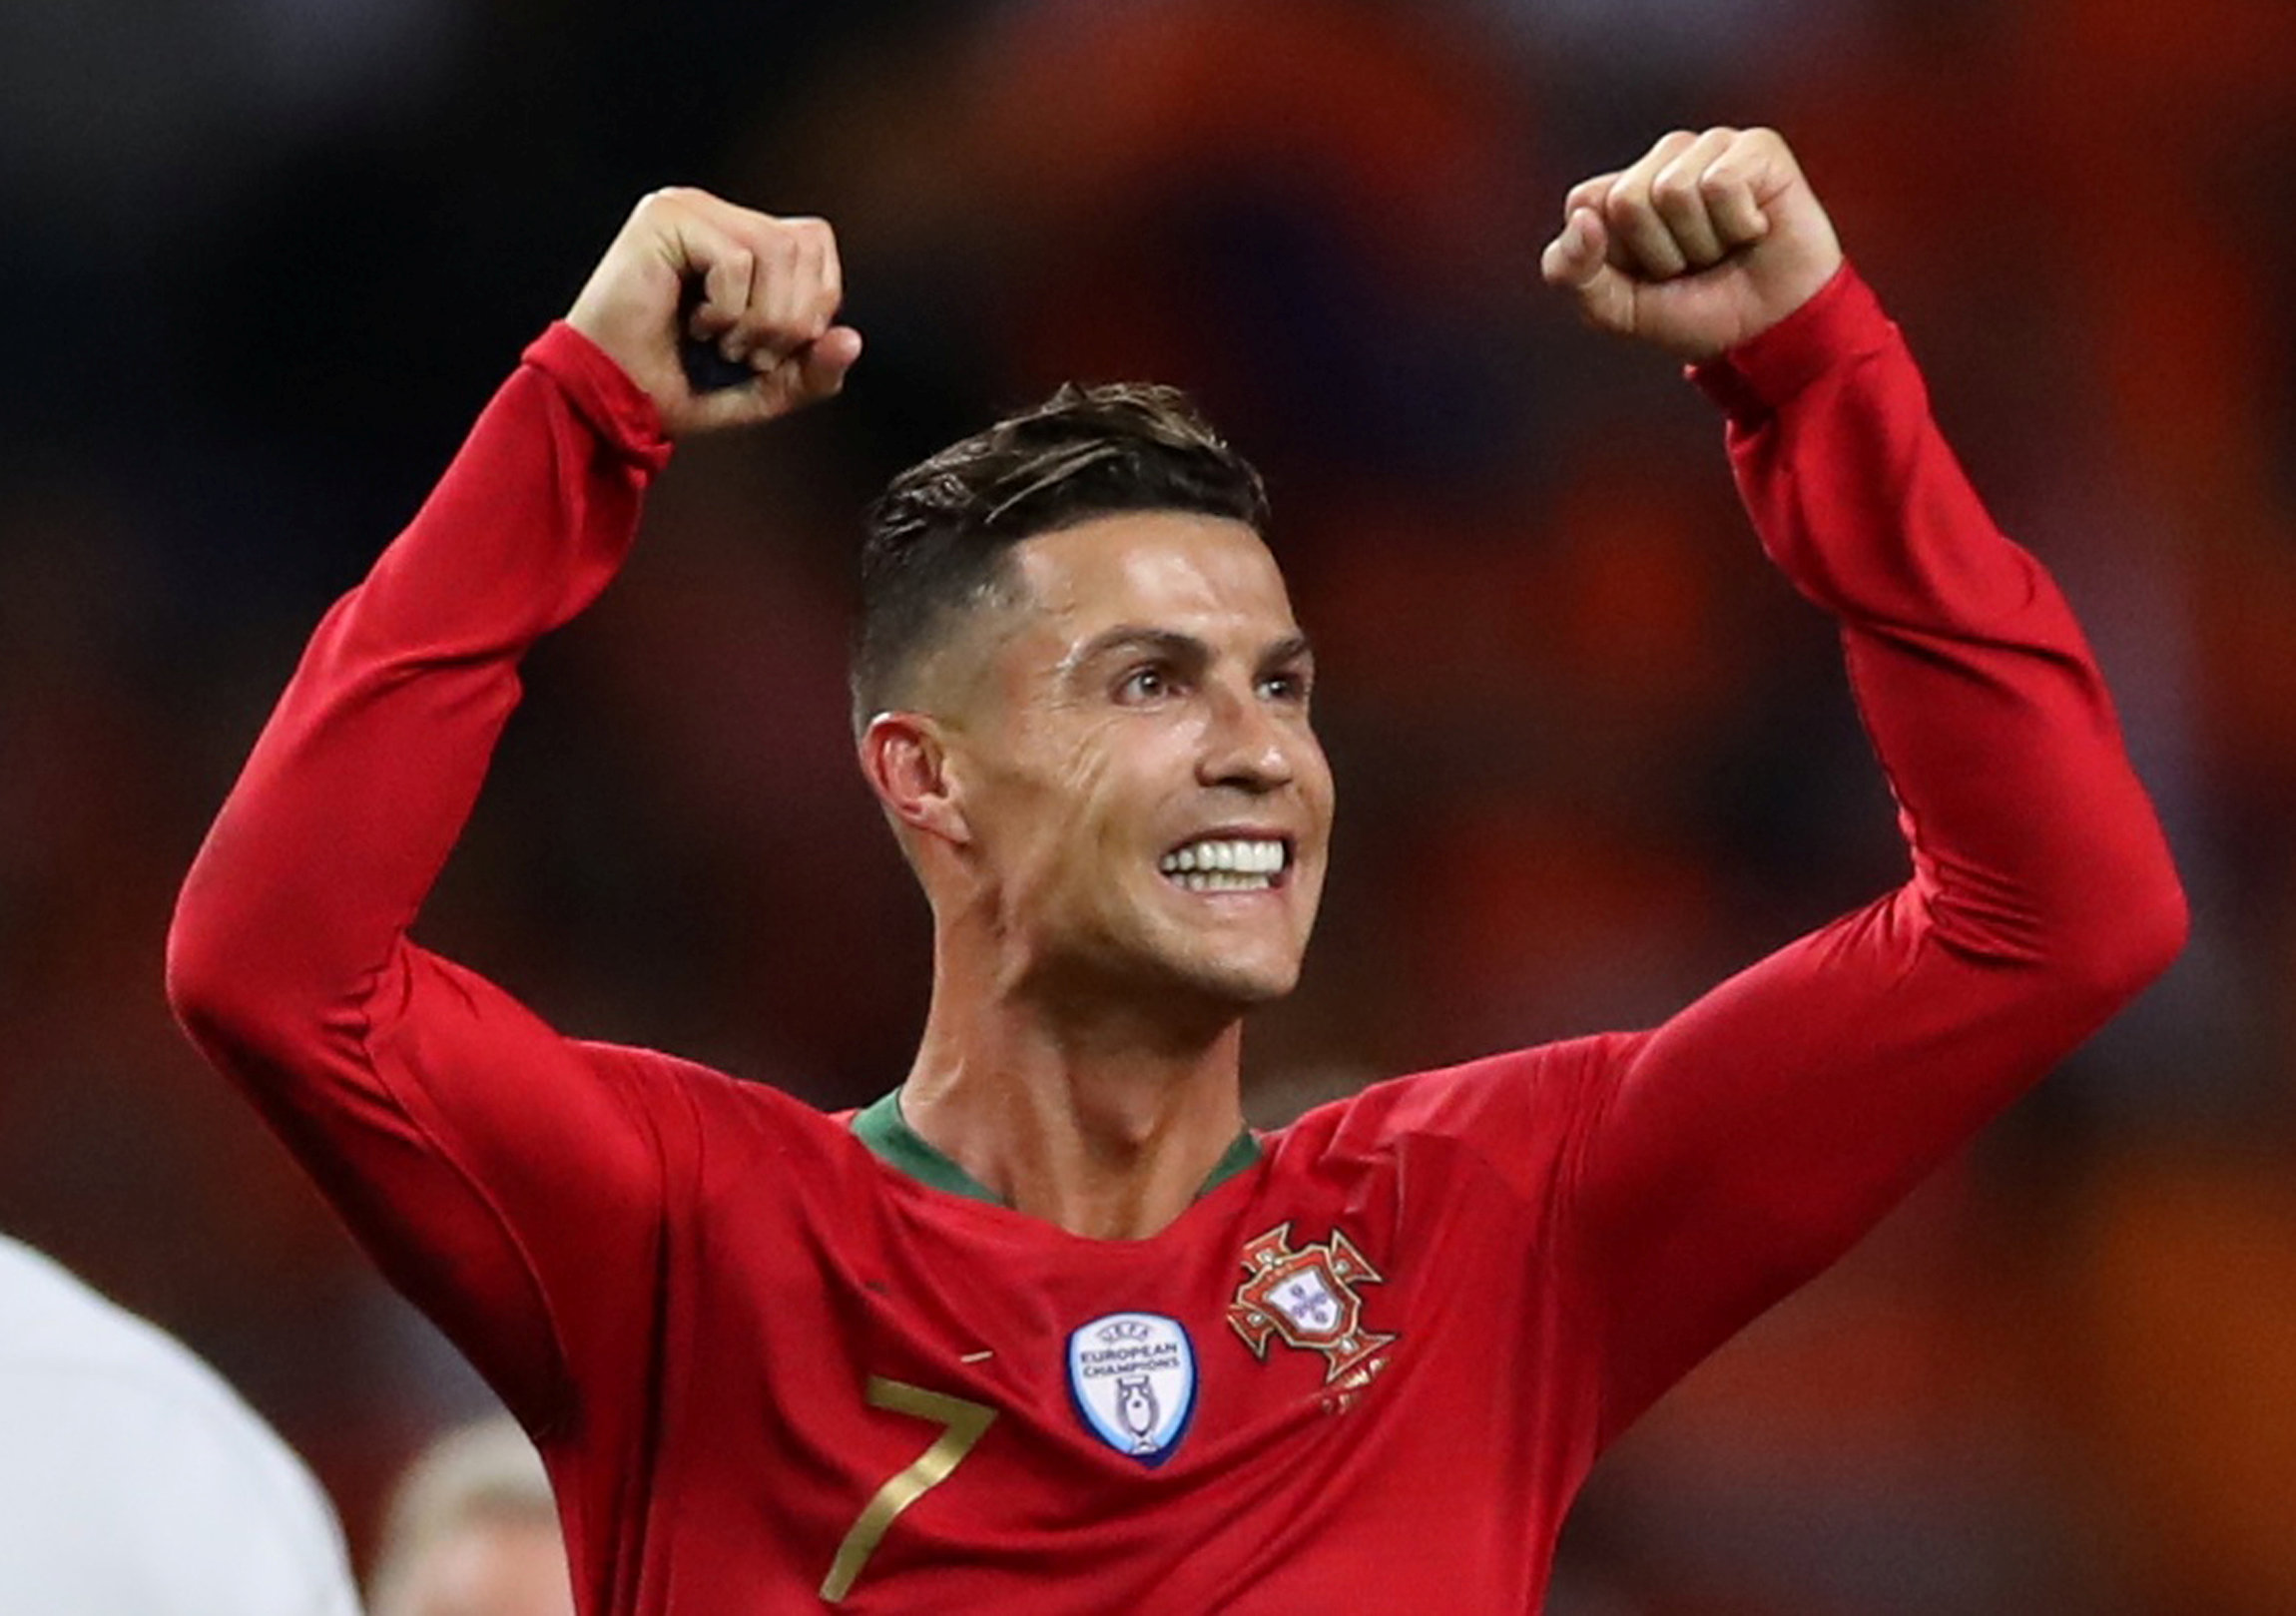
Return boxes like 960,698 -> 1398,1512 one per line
850,1090 -> 1262,1209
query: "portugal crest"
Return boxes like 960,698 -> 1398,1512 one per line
1226,1222 -> 1397,1383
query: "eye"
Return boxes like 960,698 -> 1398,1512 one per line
1257,667 -> 1313,706
1116,664 -> 1175,704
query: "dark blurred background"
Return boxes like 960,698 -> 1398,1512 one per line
2,0 -> 2292,1609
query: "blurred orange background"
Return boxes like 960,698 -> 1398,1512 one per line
1,0 -> 2291,1609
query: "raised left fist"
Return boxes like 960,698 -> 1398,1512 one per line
1540,127 -> 1844,362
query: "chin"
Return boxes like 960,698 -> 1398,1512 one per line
1160,951 -> 1301,1012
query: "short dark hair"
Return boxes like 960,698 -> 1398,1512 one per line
853,381 -> 1270,728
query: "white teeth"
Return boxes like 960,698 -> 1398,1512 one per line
1158,837 -> 1288,885
1172,870 -> 1274,892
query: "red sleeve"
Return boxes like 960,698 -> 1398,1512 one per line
1553,266 -> 2187,1442
166,324 -> 686,1435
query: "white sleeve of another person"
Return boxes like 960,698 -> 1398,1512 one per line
0,1236 -> 362,1616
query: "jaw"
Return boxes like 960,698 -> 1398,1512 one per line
946,828 -> 1327,1029
1133,858 -> 1321,1006
979,878 -> 1310,1032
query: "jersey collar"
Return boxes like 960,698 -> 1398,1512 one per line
850,1090 -> 1262,1208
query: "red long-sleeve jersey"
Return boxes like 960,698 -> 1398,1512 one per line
168,267 -> 2184,1613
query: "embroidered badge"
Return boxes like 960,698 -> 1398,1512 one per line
1226,1222 -> 1397,1384
1065,1312 -> 1198,1466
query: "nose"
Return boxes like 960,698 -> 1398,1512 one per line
1197,680 -> 1297,794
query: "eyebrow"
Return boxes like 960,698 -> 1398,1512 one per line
1059,626 -> 1316,681
1260,632 -> 1316,675
1063,627 -> 1204,678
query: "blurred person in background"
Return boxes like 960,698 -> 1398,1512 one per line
168,125 -> 2182,1610
368,1413 -> 575,1616
0,1232 -> 360,1614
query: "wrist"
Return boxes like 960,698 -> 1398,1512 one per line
523,323 -> 675,471
1688,263 -> 1890,419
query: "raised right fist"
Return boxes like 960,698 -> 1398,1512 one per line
1539,128 -> 1842,363
566,188 -> 861,437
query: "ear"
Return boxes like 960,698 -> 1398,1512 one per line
859,712 -> 972,846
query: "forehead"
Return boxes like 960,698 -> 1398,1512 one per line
1007,510 -> 1298,647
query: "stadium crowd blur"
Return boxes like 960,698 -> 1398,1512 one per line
2,0 -> 2291,1608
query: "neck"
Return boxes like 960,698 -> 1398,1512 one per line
897,943 -> 1250,1240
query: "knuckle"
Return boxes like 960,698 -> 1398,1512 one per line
1607,186 -> 1656,225
771,216 -> 818,246
1565,173 -> 1619,212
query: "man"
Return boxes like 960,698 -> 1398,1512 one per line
0,1233 -> 361,1614
169,128 -> 2185,1610
368,1414 -> 576,1616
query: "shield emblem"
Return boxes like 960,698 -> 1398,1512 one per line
1226,1223 -> 1398,1383
1269,1270 -> 1342,1340
1064,1312 -> 1198,1466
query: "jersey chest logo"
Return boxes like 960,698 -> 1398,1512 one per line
1065,1312 -> 1198,1466
1225,1222 -> 1397,1386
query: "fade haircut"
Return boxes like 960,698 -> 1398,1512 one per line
853,381 -> 1270,730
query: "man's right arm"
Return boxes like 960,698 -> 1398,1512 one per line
165,193 -> 858,1428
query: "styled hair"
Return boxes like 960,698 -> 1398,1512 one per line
365,1413 -> 559,1616
853,381 -> 1269,729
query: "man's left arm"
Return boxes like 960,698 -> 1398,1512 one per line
1537,129 -> 2187,1441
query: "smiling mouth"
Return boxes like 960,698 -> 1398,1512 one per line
1157,836 -> 1292,893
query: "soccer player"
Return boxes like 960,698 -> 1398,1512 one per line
168,127 -> 2185,1611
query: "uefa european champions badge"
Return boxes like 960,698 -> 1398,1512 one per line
1066,1312 -> 1198,1466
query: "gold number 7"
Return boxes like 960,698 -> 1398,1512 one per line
820,1375 -> 998,1603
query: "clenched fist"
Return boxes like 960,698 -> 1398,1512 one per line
567,188 -> 861,437
1540,128 -> 1843,362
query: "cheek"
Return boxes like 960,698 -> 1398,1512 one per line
976,706 -> 1196,900
977,722 -> 1130,891
1050,727 -> 1151,873
1297,738 -> 1338,839
1047,721 -> 1118,804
